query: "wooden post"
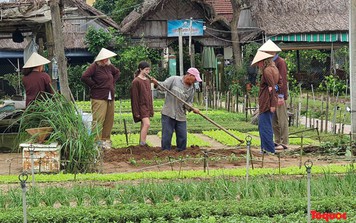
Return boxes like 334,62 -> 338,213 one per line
45,22 -> 57,91
325,90 -> 330,132
50,0 -> 71,101
305,92 -> 309,128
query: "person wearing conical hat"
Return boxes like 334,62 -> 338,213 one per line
259,39 -> 289,150
81,48 -> 120,149
251,50 -> 280,154
22,52 -> 54,107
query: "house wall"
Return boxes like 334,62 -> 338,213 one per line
130,0 -> 231,48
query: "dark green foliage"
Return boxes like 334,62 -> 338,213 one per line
93,0 -> 144,24
0,198 -> 354,222
82,27 -> 163,99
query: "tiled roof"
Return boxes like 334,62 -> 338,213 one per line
206,0 -> 233,21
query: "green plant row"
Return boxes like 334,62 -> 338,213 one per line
0,198 -> 355,223
0,173 -> 354,209
0,164 -> 354,183
110,132 -> 211,148
112,113 -> 257,134
76,100 -> 165,113
156,132 -> 211,147
203,130 -> 319,147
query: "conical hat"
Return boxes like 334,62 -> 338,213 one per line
251,51 -> 274,66
258,39 -> 281,52
23,52 -> 50,68
94,48 -> 117,62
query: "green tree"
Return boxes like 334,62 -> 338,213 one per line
82,27 -> 162,99
93,0 -> 144,24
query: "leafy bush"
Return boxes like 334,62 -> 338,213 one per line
15,93 -> 100,173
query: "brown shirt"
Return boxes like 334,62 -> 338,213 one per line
274,56 -> 288,100
130,76 -> 154,123
22,71 -> 53,106
81,63 -> 120,100
258,64 -> 279,113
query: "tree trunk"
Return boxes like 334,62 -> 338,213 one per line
50,0 -> 72,101
230,0 -> 242,70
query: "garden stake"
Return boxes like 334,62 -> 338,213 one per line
168,156 -> 174,171
261,151 -> 264,168
203,151 -> 209,173
341,124 -> 344,135
29,144 -> 35,187
6,159 -> 11,175
147,74 -> 244,144
19,172 -> 28,223
204,96 -> 208,111
178,158 -> 183,177
123,119 -> 129,145
305,160 -> 313,223
278,153 -> 281,174
299,134 -> 304,169
38,157 -> 42,173
245,136 -> 252,184
305,92 -> 309,128
332,92 -> 339,134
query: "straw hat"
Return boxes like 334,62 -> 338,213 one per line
94,48 -> 117,62
23,52 -> 50,68
251,51 -> 274,66
258,39 -> 281,52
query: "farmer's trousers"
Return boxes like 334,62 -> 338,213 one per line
161,114 -> 187,151
259,111 -> 275,153
272,103 -> 289,145
91,99 -> 115,141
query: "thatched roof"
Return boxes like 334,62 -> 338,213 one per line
64,0 -> 119,30
120,0 -> 229,34
0,0 -> 119,50
250,0 -> 348,36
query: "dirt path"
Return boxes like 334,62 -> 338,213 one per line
147,133 -> 230,150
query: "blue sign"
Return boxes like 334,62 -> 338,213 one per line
167,19 -> 204,37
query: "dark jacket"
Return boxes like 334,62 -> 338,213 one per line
81,63 -> 120,100
22,71 -> 53,106
259,64 -> 279,113
130,77 -> 154,123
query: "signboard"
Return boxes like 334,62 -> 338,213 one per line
167,19 -> 204,37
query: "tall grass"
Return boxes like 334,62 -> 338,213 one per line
15,93 -> 100,173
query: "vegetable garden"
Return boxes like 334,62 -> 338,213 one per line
0,97 -> 355,222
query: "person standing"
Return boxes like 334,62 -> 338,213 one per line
22,52 -> 54,107
130,61 -> 154,146
259,40 -> 289,149
151,68 -> 202,151
251,51 -> 280,154
81,48 -> 120,149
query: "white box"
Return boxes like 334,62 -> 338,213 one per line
21,142 -> 61,173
